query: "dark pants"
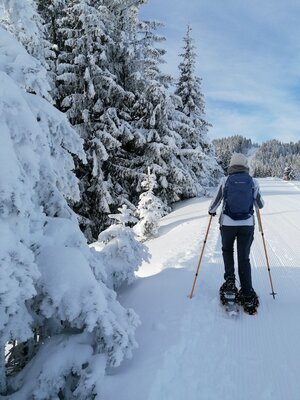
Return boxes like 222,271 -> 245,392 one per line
220,225 -> 254,295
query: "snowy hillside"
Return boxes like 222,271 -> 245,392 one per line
102,178 -> 300,400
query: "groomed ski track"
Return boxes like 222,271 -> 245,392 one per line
103,179 -> 300,400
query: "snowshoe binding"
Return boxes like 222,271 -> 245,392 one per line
220,277 -> 238,315
237,290 -> 259,315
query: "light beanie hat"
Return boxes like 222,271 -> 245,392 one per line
229,152 -> 249,167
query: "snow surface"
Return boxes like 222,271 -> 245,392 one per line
102,178 -> 300,400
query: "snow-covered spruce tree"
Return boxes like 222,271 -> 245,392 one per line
124,19 -> 201,204
293,158 -> 300,180
131,83 -> 196,202
95,0 -> 152,207
175,25 -> 222,187
51,0 -> 130,242
283,165 -> 296,180
134,169 -> 166,240
0,19 -> 54,394
0,26 -> 146,398
94,205 -> 149,291
175,25 -> 206,144
46,0 -> 153,242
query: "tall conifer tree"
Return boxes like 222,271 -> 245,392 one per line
126,20 -> 198,203
46,0 -> 134,241
175,25 -> 222,187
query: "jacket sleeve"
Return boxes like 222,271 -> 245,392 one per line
209,178 -> 226,214
253,179 -> 264,209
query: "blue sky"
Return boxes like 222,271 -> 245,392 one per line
140,0 -> 300,143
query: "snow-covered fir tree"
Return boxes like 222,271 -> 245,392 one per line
126,20 -> 201,203
0,22 -> 147,398
175,25 -> 222,187
49,0 -> 131,242
175,25 -> 205,130
40,0 -> 155,242
283,165 -> 296,180
134,169 -> 168,240
94,0 -> 150,208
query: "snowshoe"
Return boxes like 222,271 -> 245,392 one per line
219,277 -> 238,305
220,278 -> 239,315
237,290 -> 259,315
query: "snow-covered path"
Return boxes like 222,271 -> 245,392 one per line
103,179 -> 300,400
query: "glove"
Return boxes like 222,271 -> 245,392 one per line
208,211 -> 216,216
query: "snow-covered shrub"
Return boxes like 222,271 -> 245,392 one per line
0,26 -> 141,398
134,172 -> 167,240
94,205 -> 150,290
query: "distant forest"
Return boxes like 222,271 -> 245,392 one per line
213,135 -> 300,179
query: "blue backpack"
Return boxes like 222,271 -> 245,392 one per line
223,173 -> 254,220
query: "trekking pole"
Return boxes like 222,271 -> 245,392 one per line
189,215 -> 213,299
256,209 -> 276,299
